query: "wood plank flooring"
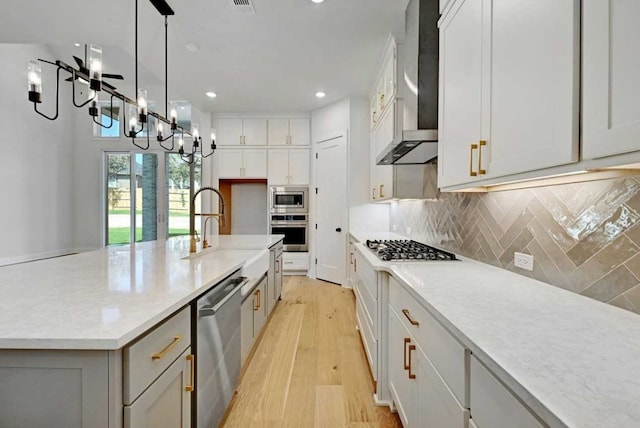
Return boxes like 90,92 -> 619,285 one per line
221,276 -> 402,428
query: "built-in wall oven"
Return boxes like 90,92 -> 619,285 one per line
270,214 -> 308,252
269,186 -> 309,214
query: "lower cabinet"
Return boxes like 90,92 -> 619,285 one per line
389,307 -> 470,428
282,252 -> 308,274
124,348 -> 193,428
470,357 -> 543,428
241,275 -> 268,364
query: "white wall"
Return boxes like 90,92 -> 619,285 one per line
230,183 -> 268,235
0,44 -> 76,265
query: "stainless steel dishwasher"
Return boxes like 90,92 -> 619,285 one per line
193,270 -> 247,428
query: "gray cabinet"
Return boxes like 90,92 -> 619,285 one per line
124,348 -> 192,428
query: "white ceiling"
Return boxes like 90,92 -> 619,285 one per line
0,0 -> 407,113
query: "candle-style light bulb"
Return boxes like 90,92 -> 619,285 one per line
169,102 -> 178,130
27,60 -> 42,103
137,89 -> 147,123
88,44 -> 103,91
129,116 -> 137,134
157,122 -> 164,140
211,131 -> 216,142
88,90 -> 99,117
178,137 -> 185,154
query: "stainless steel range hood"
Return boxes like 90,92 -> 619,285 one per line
376,0 -> 439,166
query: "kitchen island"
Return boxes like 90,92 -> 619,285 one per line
0,235 -> 283,428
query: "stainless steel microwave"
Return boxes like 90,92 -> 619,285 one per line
269,186 -> 309,214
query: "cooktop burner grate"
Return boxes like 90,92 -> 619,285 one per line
365,239 -> 457,261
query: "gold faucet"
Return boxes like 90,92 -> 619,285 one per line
190,187 -> 226,253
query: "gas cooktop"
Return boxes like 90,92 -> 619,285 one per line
366,239 -> 457,262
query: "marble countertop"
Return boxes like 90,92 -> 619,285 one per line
354,241 -> 640,428
0,235 -> 283,350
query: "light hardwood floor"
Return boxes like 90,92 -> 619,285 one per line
221,276 -> 402,428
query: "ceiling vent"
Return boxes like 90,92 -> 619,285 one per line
228,0 -> 256,14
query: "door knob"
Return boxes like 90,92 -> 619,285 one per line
336,228 -> 342,232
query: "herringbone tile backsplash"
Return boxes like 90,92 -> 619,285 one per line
390,173 -> 640,315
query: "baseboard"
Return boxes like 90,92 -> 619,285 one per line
373,394 -> 392,408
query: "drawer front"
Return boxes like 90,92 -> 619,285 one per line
416,342 -> 470,428
389,276 -> 469,408
355,250 -> 378,299
470,357 -> 543,428
354,275 -> 378,338
124,306 -> 191,405
282,252 -> 309,270
356,298 -> 378,380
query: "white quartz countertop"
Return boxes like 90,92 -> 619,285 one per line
354,241 -> 640,428
0,235 -> 283,350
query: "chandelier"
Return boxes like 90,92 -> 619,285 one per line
26,0 -> 215,164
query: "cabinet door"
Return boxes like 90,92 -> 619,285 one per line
124,348 -> 192,428
243,150 -> 268,178
275,253 -> 283,299
289,118 -> 310,146
242,118 -> 267,146
485,0 -> 579,178
252,279 -> 267,335
382,48 -> 396,112
388,308 -> 412,428
268,119 -> 290,146
288,149 -> 310,185
217,150 -> 243,178
215,118 -> 243,146
583,0 -> 640,160
438,0 -> 483,188
413,344 -> 470,428
268,150 -> 290,184
241,296 -> 254,364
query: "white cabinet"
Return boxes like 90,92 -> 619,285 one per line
214,117 -> 267,146
370,103 -> 396,202
241,292 -> 255,364
438,0 -> 579,189
353,249 -> 379,382
388,277 -> 470,428
268,118 -> 310,146
252,277 -> 267,339
470,357 -> 543,428
282,252 -> 309,273
267,149 -> 310,185
583,0 -> 640,160
124,348 -> 192,428
218,149 -> 267,178
370,37 -> 397,130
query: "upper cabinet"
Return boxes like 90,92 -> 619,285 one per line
217,149 -> 267,179
582,0 -> 640,160
267,149 -> 310,185
370,40 -> 397,131
267,118 -> 310,146
438,0 -> 580,190
214,117 -> 267,146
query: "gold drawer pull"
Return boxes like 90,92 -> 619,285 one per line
479,140 -> 486,175
372,187 -> 377,200
404,338 -> 411,370
152,335 -> 182,360
379,184 -> 385,198
185,354 -> 195,392
407,344 -> 416,379
402,309 -> 420,326
470,144 -> 478,177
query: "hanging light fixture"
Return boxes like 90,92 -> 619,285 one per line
25,0 -> 216,163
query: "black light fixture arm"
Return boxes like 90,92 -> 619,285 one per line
33,63 -> 61,121
92,94 -> 116,129
71,70 -> 96,109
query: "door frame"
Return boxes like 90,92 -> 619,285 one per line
311,130 -> 350,284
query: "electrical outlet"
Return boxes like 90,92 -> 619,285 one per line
392,224 -> 397,232
406,227 -> 412,235
514,252 -> 534,271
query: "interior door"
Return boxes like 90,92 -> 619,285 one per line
315,135 -> 347,285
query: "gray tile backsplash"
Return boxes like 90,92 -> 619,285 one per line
390,171 -> 640,315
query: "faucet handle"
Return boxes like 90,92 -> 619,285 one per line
194,230 -> 200,243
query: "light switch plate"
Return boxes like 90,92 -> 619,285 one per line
514,252 -> 534,271
392,224 -> 397,232
406,227 -> 412,235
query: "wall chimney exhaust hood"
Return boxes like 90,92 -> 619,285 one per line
376,0 -> 439,166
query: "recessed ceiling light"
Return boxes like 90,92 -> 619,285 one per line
74,43 -> 81,47
206,92 -> 217,98
311,0 -> 325,3
315,91 -> 326,98
186,43 -> 200,53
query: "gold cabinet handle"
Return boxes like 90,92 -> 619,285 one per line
372,187 -> 377,200
470,144 -> 478,177
404,338 -> 411,370
276,259 -> 280,273
407,344 -> 416,379
185,354 -> 195,392
151,335 -> 182,360
254,290 -> 260,311
379,184 -> 385,198
402,309 -> 420,326
479,140 -> 487,175
350,252 -> 354,265
257,289 -> 261,309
